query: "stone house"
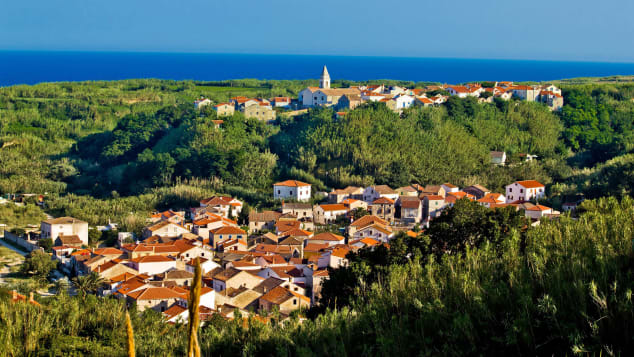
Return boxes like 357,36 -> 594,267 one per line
369,197 -> 395,223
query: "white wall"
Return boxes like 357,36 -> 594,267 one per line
274,185 -> 311,202
505,183 -> 545,202
135,261 -> 176,275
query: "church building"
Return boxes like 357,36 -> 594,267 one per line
298,66 -> 360,108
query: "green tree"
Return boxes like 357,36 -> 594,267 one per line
53,277 -> 71,295
37,238 -> 53,253
21,250 -> 57,279
88,229 -> 102,247
72,272 -> 105,299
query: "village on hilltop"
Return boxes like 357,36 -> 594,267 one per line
0,66 -> 572,326
194,66 -> 564,123
3,173 -> 580,325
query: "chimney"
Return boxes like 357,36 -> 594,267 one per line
11,290 -> 17,300
29,292 -> 34,303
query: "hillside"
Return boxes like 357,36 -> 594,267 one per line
1,196 -> 633,355
1,78 -> 633,230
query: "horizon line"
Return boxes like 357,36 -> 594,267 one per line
2,49 -> 634,65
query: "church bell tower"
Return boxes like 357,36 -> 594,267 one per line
319,65 -> 330,89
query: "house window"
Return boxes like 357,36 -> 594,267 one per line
278,190 -> 281,194
293,299 -> 297,305
520,189 -> 524,193
290,191 -> 293,195
509,188 -> 512,192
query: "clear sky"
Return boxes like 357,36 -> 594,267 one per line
1,0 -> 633,62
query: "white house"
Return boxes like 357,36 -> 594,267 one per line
446,86 -> 481,98
128,255 -> 177,275
362,185 -> 399,203
441,183 -> 459,194
317,247 -> 350,269
350,224 -> 393,242
308,232 -> 346,246
199,196 -> 243,218
298,87 -> 320,107
194,98 -> 211,109
271,97 -> 292,108
185,257 -> 220,275
273,180 -> 312,202
525,205 -> 554,220
505,180 -> 546,202
512,85 -> 541,101
361,91 -> 388,102
143,221 -> 190,239
393,94 -> 416,110
40,217 -> 89,246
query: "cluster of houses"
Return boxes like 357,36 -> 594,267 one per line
194,66 -> 564,121
30,176 -> 564,326
195,95 -> 291,123
299,67 -> 564,112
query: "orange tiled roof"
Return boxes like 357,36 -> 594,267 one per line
330,246 -> 351,259
527,205 -> 551,211
127,287 -> 186,301
130,255 -> 174,264
260,286 -> 309,305
319,204 -> 348,212
515,180 -> 545,188
311,232 -> 345,242
212,226 -> 246,235
372,197 -> 395,205
273,180 -> 311,187
92,247 -> 123,256
350,215 -> 388,228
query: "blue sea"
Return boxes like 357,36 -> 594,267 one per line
1,51 -> 634,86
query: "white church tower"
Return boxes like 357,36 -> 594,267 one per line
319,65 -> 331,89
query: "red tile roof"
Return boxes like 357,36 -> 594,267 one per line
319,204 -> 348,212
372,197 -> 395,205
311,232 -> 345,242
212,226 -> 246,235
350,215 -> 388,228
273,180 -> 311,187
130,255 -> 174,264
127,287 -> 186,301
515,180 -> 545,188
527,205 -> 552,211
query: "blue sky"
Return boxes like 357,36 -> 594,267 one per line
1,0 -> 633,62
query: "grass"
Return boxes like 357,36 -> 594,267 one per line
0,245 -> 23,260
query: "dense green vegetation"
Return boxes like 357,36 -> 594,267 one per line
1,77 -> 634,355
1,78 -> 634,230
1,197 -> 633,355
0,203 -> 46,229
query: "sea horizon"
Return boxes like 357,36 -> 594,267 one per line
2,50 -> 634,87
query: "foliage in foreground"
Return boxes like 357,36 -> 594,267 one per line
1,197 -> 633,355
